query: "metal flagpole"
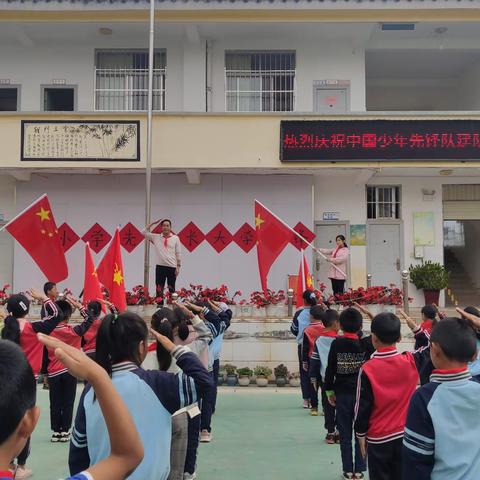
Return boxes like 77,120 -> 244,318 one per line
255,199 -> 347,278
144,0 -> 155,289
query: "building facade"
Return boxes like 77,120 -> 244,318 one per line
2,1 -> 480,306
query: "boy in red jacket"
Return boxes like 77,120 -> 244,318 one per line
354,312 -> 430,480
47,297 -> 94,443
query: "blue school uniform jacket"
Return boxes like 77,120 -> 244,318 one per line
290,308 -> 311,345
69,346 -> 212,480
205,308 -> 231,371
403,368 -> 480,480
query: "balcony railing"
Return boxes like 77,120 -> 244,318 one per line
225,69 -> 296,113
94,68 -> 166,112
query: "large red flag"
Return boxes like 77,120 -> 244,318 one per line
296,250 -> 314,306
255,200 -> 291,291
4,194 -> 68,282
97,229 -> 126,312
83,242 -> 104,309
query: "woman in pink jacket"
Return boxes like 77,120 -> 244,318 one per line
320,235 -> 349,296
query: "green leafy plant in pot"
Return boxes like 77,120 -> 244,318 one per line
224,364 -> 238,387
274,364 -> 289,387
254,366 -> 272,387
409,261 -> 450,306
237,367 -> 253,387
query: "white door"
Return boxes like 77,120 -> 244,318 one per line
315,222 -> 348,288
314,88 -> 347,113
367,223 -> 402,286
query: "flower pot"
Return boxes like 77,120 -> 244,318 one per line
143,305 -> 157,318
238,305 -> 253,318
366,304 -> 381,317
217,373 -> 225,386
226,374 -> 238,387
266,304 -> 287,318
275,377 -> 287,387
238,376 -> 250,387
381,305 -> 396,314
423,289 -> 440,306
251,307 -> 267,319
126,305 -> 141,314
289,378 -> 301,387
255,376 -> 269,387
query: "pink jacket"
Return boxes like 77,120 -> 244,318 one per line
320,247 -> 349,280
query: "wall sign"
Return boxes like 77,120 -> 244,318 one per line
323,212 -> 339,221
280,120 -> 480,162
21,120 -> 140,162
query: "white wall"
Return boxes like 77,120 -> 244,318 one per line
0,175 -> 16,288
13,173 -> 313,299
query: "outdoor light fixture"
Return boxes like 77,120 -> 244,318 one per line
99,27 -> 113,36
439,169 -> 453,176
422,188 -> 436,201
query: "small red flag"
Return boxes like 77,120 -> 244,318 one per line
97,229 -> 126,312
83,243 -> 104,310
4,194 -> 68,282
255,200 -> 291,291
296,250 -> 314,306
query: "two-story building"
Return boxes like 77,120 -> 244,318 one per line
2,0 -> 480,305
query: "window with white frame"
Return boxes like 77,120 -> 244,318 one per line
225,51 -> 296,112
95,50 -> 166,111
367,186 -> 401,219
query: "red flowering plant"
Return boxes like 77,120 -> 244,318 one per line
333,285 -> 408,307
250,289 -> 286,309
179,284 -> 243,305
0,284 -> 10,305
125,285 -> 156,306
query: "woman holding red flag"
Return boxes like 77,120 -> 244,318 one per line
320,235 -> 349,297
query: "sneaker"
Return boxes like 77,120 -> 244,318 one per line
310,408 -> 318,416
200,429 -> 212,443
334,431 -> 341,444
341,474 -> 354,480
51,432 -> 61,443
60,432 -> 70,443
354,473 -> 365,479
325,433 -> 335,444
302,400 -> 310,409
15,467 -> 33,479
183,473 -> 197,480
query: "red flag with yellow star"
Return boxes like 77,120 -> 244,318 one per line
97,228 -> 126,311
4,194 -> 68,282
296,250 -> 314,306
255,200 -> 291,291
83,242 -> 104,310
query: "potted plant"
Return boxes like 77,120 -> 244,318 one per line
224,364 -> 237,387
409,262 -> 450,305
274,364 -> 289,387
237,367 -> 253,387
254,366 -> 272,387
217,367 -> 226,386
288,372 -> 301,387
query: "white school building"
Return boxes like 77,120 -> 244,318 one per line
2,0 -> 480,309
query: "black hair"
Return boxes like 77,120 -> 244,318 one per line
324,309 -> 340,328
0,340 -> 36,445
310,305 -> 326,323
95,312 -> 148,377
302,290 -> 317,307
336,235 -> 348,248
430,317 -> 477,363
55,300 -> 73,322
151,309 -> 176,371
421,305 -> 437,321
463,306 -> 480,340
1,294 -> 30,345
160,219 -> 172,227
87,300 -> 102,319
371,312 -> 401,345
43,282 -> 56,296
339,307 -> 363,333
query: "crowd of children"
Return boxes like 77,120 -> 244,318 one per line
0,282 -> 231,480
293,289 -> 480,480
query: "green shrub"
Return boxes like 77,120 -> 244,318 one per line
237,367 -> 253,377
254,366 -> 272,377
224,364 -> 237,376
274,364 -> 289,378
409,262 -> 450,290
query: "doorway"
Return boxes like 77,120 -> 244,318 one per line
314,221 -> 349,290
367,222 -> 403,287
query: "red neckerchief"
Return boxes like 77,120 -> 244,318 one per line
376,346 -> 397,353
0,472 -> 14,479
162,233 -> 171,249
321,329 -> 338,338
332,246 -> 344,258
432,367 -> 469,375
342,332 -> 359,340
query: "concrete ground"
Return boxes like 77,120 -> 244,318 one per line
25,385 -> 366,480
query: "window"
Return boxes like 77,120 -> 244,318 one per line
225,51 -> 295,112
43,87 -> 75,111
367,186 -> 401,219
443,221 -> 465,248
95,50 -> 166,111
0,87 -> 19,111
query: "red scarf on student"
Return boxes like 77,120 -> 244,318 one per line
163,234 -> 171,249
332,246 -> 344,258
